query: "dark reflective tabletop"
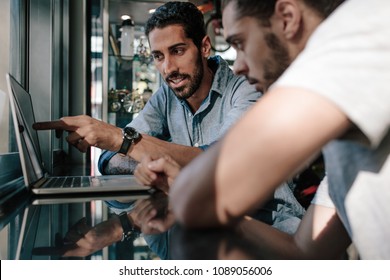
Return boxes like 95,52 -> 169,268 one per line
0,187 -> 271,260
169,226 -> 267,260
0,189 -> 156,260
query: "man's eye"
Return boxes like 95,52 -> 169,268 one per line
152,54 -> 163,61
232,40 -> 243,51
173,48 -> 184,55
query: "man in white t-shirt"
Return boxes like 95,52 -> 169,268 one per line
165,0 -> 390,259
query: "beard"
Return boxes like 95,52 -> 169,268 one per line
262,33 -> 291,90
165,51 -> 204,100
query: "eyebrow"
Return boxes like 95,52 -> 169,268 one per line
168,42 -> 187,51
151,42 -> 188,55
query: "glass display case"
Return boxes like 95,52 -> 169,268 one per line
90,0 -> 163,130
106,23 -> 159,128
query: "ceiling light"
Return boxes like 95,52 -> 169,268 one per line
121,15 -> 131,21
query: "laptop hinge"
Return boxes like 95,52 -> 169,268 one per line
33,177 -> 47,188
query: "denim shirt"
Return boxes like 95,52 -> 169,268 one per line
98,55 -> 260,173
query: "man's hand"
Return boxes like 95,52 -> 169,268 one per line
33,115 -> 123,153
131,191 -> 175,234
60,216 -> 123,257
134,155 -> 181,193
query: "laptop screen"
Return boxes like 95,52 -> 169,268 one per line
6,74 -> 45,186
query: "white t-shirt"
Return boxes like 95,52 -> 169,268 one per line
273,0 -> 390,259
311,176 -> 333,208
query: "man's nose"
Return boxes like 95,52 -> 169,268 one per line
233,55 -> 249,76
163,56 -> 177,76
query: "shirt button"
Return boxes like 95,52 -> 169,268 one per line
188,113 -> 192,117
194,143 -> 199,147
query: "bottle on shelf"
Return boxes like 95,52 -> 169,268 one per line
120,18 -> 135,59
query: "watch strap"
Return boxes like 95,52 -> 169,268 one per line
118,212 -> 140,242
118,136 -> 132,155
118,127 -> 140,155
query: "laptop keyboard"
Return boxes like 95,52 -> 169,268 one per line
43,176 -> 91,188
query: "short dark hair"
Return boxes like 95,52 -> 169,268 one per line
145,1 -> 206,49
221,0 -> 345,26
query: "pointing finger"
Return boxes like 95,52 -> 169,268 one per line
33,120 -> 68,130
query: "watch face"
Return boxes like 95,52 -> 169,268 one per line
123,127 -> 139,140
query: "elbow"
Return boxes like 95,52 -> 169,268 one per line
174,204 -> 229,229
170,185 -> 204,228
173,202 -> 200,228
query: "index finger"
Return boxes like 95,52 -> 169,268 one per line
33,119 -> 71,131
32,244 -> 77,256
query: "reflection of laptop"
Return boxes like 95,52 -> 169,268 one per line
30,192 -> 151,205
15,193 -> 152,259
6,73 -> 150,195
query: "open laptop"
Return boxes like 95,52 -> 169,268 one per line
6,73 -> 151,195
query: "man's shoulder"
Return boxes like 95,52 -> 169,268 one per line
210,56 -> 250,91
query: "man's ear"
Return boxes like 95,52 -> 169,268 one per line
274,0 -> 301,40
201,35 -> 212,57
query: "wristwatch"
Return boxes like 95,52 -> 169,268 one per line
118,211 -> 140,242
118,126 -> 141,155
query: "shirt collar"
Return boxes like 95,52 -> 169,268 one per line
208,55 -> 232,97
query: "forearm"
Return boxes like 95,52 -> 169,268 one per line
104,133 -> 203,174
104,154 -> 139,175
235,217 -> 301,259
236,204 -> 351,260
